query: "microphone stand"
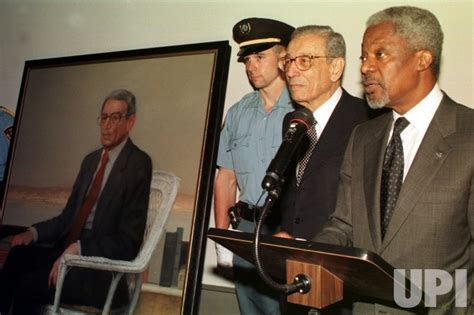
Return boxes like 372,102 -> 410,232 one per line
253,184 -> 311,295
252,106 -> 316,306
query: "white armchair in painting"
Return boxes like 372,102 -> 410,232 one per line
43,170 -> 180,315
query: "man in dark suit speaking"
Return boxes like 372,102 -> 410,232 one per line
314,6 -> 472,314
0,89 -> 152,314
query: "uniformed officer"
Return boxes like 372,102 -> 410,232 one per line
214,17 -> 295,315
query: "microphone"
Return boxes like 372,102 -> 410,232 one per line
261,107 -> 315,192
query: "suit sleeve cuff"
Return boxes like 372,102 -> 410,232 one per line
28,227 -> 38,242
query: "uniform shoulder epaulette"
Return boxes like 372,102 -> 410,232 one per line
0,106 -> 15,117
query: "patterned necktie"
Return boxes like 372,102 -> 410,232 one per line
296,122 -> 318,187
64,150 -> 109,247
380,117 -> 409,238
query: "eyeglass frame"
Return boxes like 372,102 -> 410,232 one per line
278,55 -> 335,72
97,111 -> 130,126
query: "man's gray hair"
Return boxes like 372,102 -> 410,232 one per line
291,25 -> 346,60
367,6 -> 443,78
102,89 -> 136,116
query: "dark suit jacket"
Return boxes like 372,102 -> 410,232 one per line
277,89 -> 372,240
315,94 -> 473,313
33,138 -> 152,306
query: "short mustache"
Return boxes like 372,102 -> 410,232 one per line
362,76 -> 384,88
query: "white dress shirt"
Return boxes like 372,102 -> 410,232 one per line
295,87 -> 342,176
388,84 -> 443,180
312,87 -> 342,137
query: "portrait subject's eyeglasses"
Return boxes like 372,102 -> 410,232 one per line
279,55 -> 334,71
97,112 -> 128,126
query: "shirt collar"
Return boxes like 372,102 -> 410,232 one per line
274,87 -> 292,108
392,84 -> 443,132
313,87 -> 342,131
104,137 -> 128,165
254,86 -> 292,110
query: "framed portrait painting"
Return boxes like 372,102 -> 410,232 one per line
0,40 -> 231,314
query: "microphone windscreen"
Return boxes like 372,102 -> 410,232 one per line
289,107 -> 315,130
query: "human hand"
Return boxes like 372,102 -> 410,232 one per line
48,243 -> 79,288
215,243 -> 233,268
10,230 -> 34,247
273,231 -> 294,239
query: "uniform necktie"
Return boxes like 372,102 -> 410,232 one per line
380,117 -> 409,238
64,150 -> 109,247
296,122 -> 318,187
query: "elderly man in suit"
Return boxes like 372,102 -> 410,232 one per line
274,25 -> 373,314
275,25 -> 373,241
0,89 -> 152,315
314,6 -> 473,314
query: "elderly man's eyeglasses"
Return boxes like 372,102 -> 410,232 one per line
279,55 -> 333,71
97,112 -> 128,126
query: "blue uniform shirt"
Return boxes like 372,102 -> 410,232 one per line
217,88 -> 293,206
0,107 -> 14,181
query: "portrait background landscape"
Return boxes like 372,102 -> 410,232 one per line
0,41 -> 231,314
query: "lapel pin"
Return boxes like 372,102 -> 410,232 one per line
435,152 -> 443,159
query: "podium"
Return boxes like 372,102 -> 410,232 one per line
208,228 -> 419,310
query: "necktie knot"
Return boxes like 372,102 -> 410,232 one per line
101,150 -> 109,165
393,117 -> 409,136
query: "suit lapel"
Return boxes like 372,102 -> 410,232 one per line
301,91 -> 351,183
381,96 -> 456,250
364,114 -> 392,251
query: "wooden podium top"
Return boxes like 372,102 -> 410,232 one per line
208,228 -> 415,303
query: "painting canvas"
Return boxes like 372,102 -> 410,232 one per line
0,40 -> 231,313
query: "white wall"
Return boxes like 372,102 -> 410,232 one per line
1,0 -> 472,289
1,1 -> 473,113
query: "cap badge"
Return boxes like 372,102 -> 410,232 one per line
239,22 -> 251,34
